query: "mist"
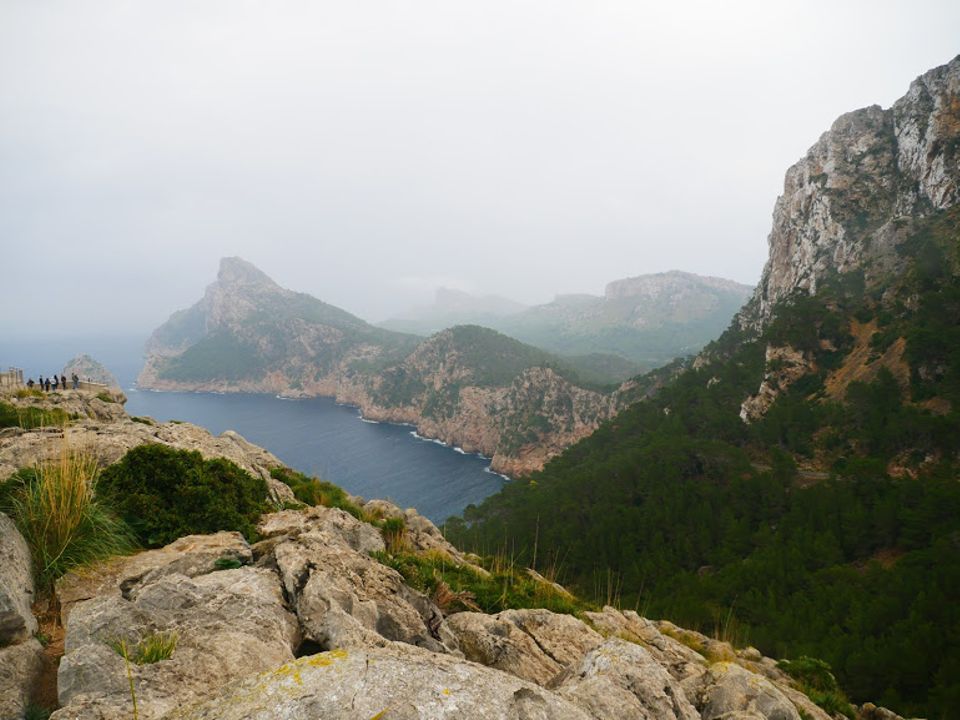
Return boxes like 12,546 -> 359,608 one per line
1,0 -> 958,338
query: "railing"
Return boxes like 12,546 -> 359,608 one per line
0,368 -> 116,393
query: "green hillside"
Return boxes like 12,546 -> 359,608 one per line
445,207 -> 960,717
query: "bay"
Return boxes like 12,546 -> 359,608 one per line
2,335 -> 507,523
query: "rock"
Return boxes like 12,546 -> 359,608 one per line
742,55 -> 960,329
447,609 -> 603,686
0,392 -> 295,505
56,565 -> 299,719
860,702 -> 904,720
57,531 -> 253,622
363,499 -> 466,560
62,354 -> 121,389
740,345 -> 815,423
164,642 -> 593,720
0,638 -> 45,720
583,608 -> 708,685
693,662 -> 802,720
551,638 -> 700,720
271,523 -> 458,654
257,505 -> 384,555
0,511 -> 37,645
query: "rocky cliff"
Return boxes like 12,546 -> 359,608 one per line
743,54 -> 960,329
61,354 -> 120,388
0,390 -> 902,720
139,260 -> 616,474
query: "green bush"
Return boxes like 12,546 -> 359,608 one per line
269,466 -> 363,519
98,444 -> 269,547
778,656 -> 855,718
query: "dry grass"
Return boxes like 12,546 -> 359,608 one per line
1,445 -> 135,590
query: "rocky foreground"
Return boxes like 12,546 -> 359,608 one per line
1,391 -> 904,719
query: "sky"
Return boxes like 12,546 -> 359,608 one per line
1,0 -> 958,339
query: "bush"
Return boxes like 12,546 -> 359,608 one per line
98,444 -> 269,547
0,449 -> 135,590
778,656 -> 855,718
269,466 -> 364,519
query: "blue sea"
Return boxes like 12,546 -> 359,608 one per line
2,334 -> 507,523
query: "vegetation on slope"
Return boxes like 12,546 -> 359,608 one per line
445,208 -> 960,718
98,444 -> 269,547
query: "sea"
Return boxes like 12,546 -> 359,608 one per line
2,334 -> 508,524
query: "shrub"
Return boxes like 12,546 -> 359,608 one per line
778,656 -> 855,719
95,391 -> 118,403
98,444 -> 269,547
269,466 -> 364,519
0,449 -> 135,590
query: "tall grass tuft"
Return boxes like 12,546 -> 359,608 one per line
0,446 -> 136,590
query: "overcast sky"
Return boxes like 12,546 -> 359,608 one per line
1,1 -> 958,338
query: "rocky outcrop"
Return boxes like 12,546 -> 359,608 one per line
62,354 -> 120,388
0,388 -> 295,506
166,643 -> 593,720
739,345 -> 816,423
744,54 -> 960,329
0,512 -> 44,720
0,512 -> 38,644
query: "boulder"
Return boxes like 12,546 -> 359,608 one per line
0,638 -> 44,720
0,511 -> 37,644
693,662 -> 802,720
363,499 -> 469,561
551,638 -> 700,720
55,559 -> 298,719
163,643 -> 593,720
272,524 -> 458,654
57,531 -> 253,622
257,505 -> 384,554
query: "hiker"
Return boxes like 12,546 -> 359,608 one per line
51,375 -> 58,391
61,374 -> 67,390
39,375 -> 45,391
26,378 -> 35,389
44,377 -> 51,392
72,373 -> 79,390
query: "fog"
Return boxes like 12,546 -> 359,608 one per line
1,1 -> 958,339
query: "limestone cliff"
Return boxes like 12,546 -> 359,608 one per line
742,54 -> 960,329
139,260 -> 614,474
61,354 -> 120,388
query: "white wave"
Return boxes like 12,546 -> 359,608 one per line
359,417 -> 380,424
483,466 -> 511,481
409,430 -> 448,447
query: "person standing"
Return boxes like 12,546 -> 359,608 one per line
44,377 -> 51,392
51,375 -> 58,391
39,375 -> 45,391
61,374 -> 67,390
72,373 -> 79,390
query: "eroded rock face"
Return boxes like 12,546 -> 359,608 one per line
740,345 -> 817,423
692,662 -> 802,720
447,609 -> 603,686
164,643 -> 593,720
743,54 -> 960,329
54,562 -> 299,719
0,638 -> 45,720
551,638 -> 700,720
271,521 -> 458,654
0,511 -> 37,644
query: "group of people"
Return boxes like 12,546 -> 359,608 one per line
26,373 -> 80,392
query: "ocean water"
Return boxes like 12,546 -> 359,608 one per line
3,335 -> 507,523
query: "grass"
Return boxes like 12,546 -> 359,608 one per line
777,656 -> 856,719
269,466 -> 365,519
14,387 -> 44,399
373,548 -> 588,616
23,704 -> 52,720
213,556 -> 244,570
0,400 -> 72,430
110,631 -> 179,665
380,517 -> 408,554
95,391 -> 118,403
0,447 -> 136,591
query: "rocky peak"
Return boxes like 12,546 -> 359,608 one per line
605,271 -> 752,301
744,54 -> 960,328
215,256 -> 279,291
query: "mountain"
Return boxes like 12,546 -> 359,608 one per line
139,260 -> 616,474
379,287 -> 529,335
382,271 -> 753,373
61,354 -> 119,388
446,55 -> 960,718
